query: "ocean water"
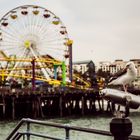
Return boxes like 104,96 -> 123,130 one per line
0,109 -> 140,140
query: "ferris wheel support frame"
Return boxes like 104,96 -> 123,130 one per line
31,58 -> 35,91
6,48 -> 27,81
69,43 -> 73,82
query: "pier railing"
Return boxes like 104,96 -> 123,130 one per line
6,118 -> 140,140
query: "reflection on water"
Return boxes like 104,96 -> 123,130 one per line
0,110 -> 140,140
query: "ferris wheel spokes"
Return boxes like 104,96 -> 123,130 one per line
0,5 -> 72,84
29,46 -> 52,79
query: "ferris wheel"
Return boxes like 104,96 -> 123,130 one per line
0,5 -> 72,82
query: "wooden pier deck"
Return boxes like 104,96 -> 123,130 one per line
0,88 -> 117,120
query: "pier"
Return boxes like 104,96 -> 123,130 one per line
0,86 -> 140,120
0,87 -> 111,120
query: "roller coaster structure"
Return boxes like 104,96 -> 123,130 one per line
0,57 -> 92,90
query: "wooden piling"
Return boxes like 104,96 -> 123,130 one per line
0,89 -> 108,120
0,96 -> 6,117
12,96 -> 15,120
81,95 -> 85,116
59,95 -> 63,117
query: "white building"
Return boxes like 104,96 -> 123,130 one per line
99,60 -> 127,74
73,60 -> 95,74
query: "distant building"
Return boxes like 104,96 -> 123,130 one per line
73,60 -> 95,74
130,59 -> 140,77
98,61 -> 111,72
99,60 -> 127,74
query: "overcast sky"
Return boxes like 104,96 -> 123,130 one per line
0,0 -> 140,64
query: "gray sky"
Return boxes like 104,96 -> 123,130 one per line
0,0 -> 140,64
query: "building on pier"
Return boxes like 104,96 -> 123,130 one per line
73,60 -> 95,74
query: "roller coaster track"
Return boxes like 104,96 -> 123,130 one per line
0,58 -> 62,65
0,58 -> 91,89
0,57 -> 63,85
0,72 -> 91,89
73,74 -> 91,88
0,65 -> 55,71
0,73 -> 61,85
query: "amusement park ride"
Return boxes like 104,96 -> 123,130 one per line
0,5 -> 91,90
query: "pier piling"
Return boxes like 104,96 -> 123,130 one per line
0,89 -> 109,119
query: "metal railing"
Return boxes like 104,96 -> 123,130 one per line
6,118 -> 140,140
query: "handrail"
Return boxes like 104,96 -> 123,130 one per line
24,118 -> 112,136
6,119 -> 24,140
19,132 -> 63,140
10,133 -> 22,140
6,118 -> 140,140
